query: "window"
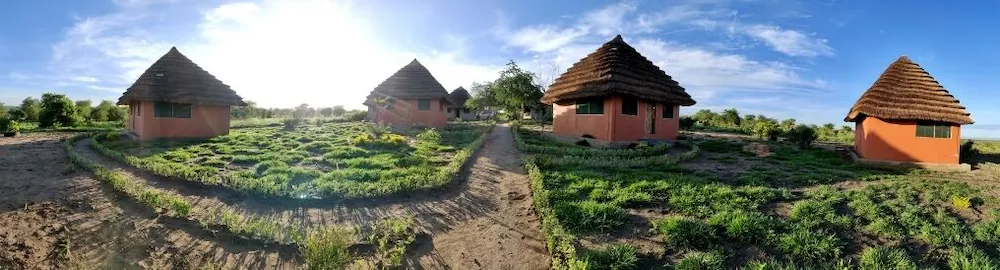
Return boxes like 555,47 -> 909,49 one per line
575,98 -> 604,114
385,99 -> 394,110
621,96 -> 638,115
662,103 -> 673,118
136,102 -> 141,116
916,121 -> 951,138
154,102 -> 192,118
418,99 -> 431,110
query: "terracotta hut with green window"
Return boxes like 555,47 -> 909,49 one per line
117,47 -> 245,140
364,59 -> 450,127
845,56 -> 973,164
542,35 -> 695,141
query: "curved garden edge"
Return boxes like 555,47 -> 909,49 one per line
63,133 -> 301,248
85,124 -> 496,204
511,126 -> 700,269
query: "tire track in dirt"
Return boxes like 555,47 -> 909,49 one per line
73,125 -> 550,269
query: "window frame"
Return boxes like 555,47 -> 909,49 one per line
575,98 -> 604,115
418,99 -> 431,111
153,102 -> 192,118
621,96 -> 638,116
662,103 -> 674,119
916,121 -> 952,139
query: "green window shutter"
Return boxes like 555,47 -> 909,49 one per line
174,104 -> 191,118
154,102 -> 172,117
418,99 -> 431,110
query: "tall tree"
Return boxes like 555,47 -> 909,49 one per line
38,93 -> 79,128
92,100 -> 115,122
467,61 -> 543,119
19,97 -> 41,122
332,105 -> 346,116
319,107 -> 334,117
721,108 -> 741,127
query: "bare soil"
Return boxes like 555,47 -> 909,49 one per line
59,124 -> 548,269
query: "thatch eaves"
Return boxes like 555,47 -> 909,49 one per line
365,59 -> 450,105
117,47 -> 245,106
845,56 -> 972,125
541,35 -> 695,106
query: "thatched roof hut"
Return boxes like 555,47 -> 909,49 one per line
447,87 -> 470,108
364,59 -> 450,105
117,47 -> 245,106
542,35 -> 695,106
845,56 -> 972,125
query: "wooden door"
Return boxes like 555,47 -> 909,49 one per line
646,102 -> 656,134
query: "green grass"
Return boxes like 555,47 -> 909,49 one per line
300,225 -> 355,270
92,121 -> 492,199
515,125 -> 1000,269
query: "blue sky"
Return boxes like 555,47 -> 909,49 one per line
1,0 -> 998,138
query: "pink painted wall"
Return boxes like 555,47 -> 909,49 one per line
551,95 -> 681,141
854,117 -> 961,164
127,101 -> 231,140
371,98 -> 448,128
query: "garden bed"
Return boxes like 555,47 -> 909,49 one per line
516,125 -> 1000,269
91,121 -> 493,200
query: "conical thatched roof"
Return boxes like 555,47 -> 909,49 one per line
447,87 -> 470,108
542,35 -> 695,106
117,47 -> 245,106
845,56 -> 972,125
364,59 -> 450,105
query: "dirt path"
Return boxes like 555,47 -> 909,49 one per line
1,133 -> 296,269
72,125 -> 550,269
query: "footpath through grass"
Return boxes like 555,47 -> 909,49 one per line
517,126 -> 1000,269
92,121 -> 492,200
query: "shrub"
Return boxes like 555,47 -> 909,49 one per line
679,116 -> 696,130
368,217 -> 417,269
673,251 -> 724,270
952,196 -> 972,209
283,118 -> 303,130
584,244 -> 639,270
778,228 -> 842,263
859,247 -> 917,270
654,216 -> 718,250
554,201 -> 628,234
350,133 -> 375,145
784,125 -> 818,148
381,134 -> 407,146
973,215 -> 1000,243
948,246 -> 999,270
707,210 -> 781,244
300,226 -> 355,270
416,128 -> 441,145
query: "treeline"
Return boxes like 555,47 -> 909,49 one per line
1,93 -> 127,132
680,108 -> 855,144
230,102 -> 366,121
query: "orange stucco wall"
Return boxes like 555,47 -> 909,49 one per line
552,95 -> 681,141
126,101 -> 232,141
854,117 -> 961,164
370,98 -> 448,128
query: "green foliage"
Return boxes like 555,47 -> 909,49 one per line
654,216 -> 718,250
584,245 -> 639,270
784,125 -> 818,148
859,247 -> 917,270
673,251 -> 725,270
38,93 -> 80,128
368,217 -> 416,269
948,246 -> 1000,270
777,228 -> 842,263
952,196 -> 972,209
707,210 -> 782,244
973,214 -> 1000,243
554,201 -> 628,234
465,61 -> 544,118
300,226 -> 355,270
19,97 -> 41,121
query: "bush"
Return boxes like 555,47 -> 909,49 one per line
973,215 -> 1000,243
674,251 -> 724,270
707,210 -> 781,244
784,125 -> 818,148
952,196 -> 972,209
859,247 -> 917,270
38,93 -> 80,128
554,201 -> 628,234
948,246 -> 999,270
283,118 -> 303,130
350,133 -> 375,145
300,226 -> 355,270
654,216 -> 718,250
679,116 -> 696,130
584,244 -> 639,270
368,217 -> 417,269
777,228 -> 842,263
381,134 -> 407,146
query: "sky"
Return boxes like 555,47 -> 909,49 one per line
0,0 -> 998,138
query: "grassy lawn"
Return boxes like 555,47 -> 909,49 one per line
516,126 -> 1000,269
93,121 -> 492,199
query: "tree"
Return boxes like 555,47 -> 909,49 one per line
7,109 -> 25,121
107,102 -> 127,122
691,109 -> 717,126
779,118 -> 797,133
465,81 -> 496,112
20,97 -> 41,121
784,125 -> 818,148
0,102 -> 5,119
38,93 -> 79,128
467,61 -> 543,120
92,100 -> 115,122
332,105 -> 346,116
75,100 -> 93,121
720,108 -> 741,127
319,107 -> 334,117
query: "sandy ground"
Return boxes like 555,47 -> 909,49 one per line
60,124 -> 549,269
0,133 -> 297,269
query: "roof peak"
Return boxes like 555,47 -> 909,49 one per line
897,55 -> 911,62
609,34 -> 625,44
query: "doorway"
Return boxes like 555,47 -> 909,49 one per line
646,102 -> 656,134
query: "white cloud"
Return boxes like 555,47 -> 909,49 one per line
46,0 -> 500,109
744,25 -> 833,57
505,25 -> 588,53
581,2 -> 636,35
